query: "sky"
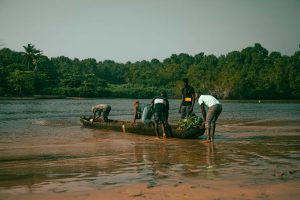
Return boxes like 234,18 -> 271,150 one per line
0,0 -> 299,63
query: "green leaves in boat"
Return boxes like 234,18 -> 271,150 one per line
177,116 -> 204,131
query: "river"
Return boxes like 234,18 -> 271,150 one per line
0,98 -> 299,197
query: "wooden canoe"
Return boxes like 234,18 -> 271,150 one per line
80,116 -> 205,139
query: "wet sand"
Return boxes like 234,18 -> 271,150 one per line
1,120 -> 300,200
1,180 -> 299,200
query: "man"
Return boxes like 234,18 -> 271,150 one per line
91,104 -> 111,122
151,91 -> 169,138
141,104 -> 154,125
133,100 -> 142,123
133,100 -> 154,125
179,78 -> 195,119
198,94 -> 222,142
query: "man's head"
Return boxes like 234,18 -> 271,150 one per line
182,78 -> 189,86
133,100 -> 139,109
160,90 -> 167,97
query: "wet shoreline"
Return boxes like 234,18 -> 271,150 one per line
1,125 -> 299,190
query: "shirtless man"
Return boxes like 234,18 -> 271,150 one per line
91,104 -> 111,122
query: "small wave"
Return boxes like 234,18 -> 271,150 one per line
0,154 -> 82,163
32,120 -> 47,126
225,119 -> 300,127
32,119 -> 80,127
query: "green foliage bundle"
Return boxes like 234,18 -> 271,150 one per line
177,116 -> 203,130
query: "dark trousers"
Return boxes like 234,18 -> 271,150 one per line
181,105 -> 192,119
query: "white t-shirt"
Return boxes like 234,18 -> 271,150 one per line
154,98 -> 166,104
198,95 -> 220,108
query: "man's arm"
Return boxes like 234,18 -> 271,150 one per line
133,105 -> 138,123
166,99 -> 169,122
200,103 -> 206,128
93,110 -> 96,121
200,103 -> 206,119
179,89 -> 184,113
190,91 -> 196,112
166,99 -> 169,112
150,97 -> 156,110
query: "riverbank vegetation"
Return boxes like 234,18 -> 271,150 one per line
0,43 -> 299,99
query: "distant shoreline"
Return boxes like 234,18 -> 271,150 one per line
0,96 -> 300,103
0,95 -> 67,100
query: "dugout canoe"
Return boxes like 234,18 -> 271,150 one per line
80,116 -> 205,139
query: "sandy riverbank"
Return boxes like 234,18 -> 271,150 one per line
1,179 -> 299,200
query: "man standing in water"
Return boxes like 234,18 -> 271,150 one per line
179,78 -> 196,119
198,94 -> 222,142
91,104 -> 111,122
151,91 -> 169,138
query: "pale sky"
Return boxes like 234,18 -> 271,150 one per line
0,0 -> 299,63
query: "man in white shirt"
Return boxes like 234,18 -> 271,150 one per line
198,94 -> 222,142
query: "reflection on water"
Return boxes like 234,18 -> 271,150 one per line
1,133 -> 299,192
0,99 -> 299,194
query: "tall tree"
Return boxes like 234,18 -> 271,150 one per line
22,43 -> 43,71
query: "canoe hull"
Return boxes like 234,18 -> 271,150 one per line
80,117 -> 205,139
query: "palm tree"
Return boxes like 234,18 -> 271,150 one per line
22,43 -> 43,71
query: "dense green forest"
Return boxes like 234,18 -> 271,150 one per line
0,43 -> 299,99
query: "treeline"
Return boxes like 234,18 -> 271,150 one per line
0,43 -> 299,99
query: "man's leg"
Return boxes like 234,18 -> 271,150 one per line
164,123 -> 172,137
161,112 -> 168,138
155,122 -> 159,138
206,124 -> 212,141
206,106 -> 216,141
98,111 -> 102,120
103,110 -> 109,122
154,112 -> 160,138
93,112 -> 96,121
181,106 -> 187,119
161,123 -> 166,138
187,105 -> 192,117
211,104 -> 222,140
211,122 -> 216,141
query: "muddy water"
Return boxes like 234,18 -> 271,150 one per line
0,99 -> 299,194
